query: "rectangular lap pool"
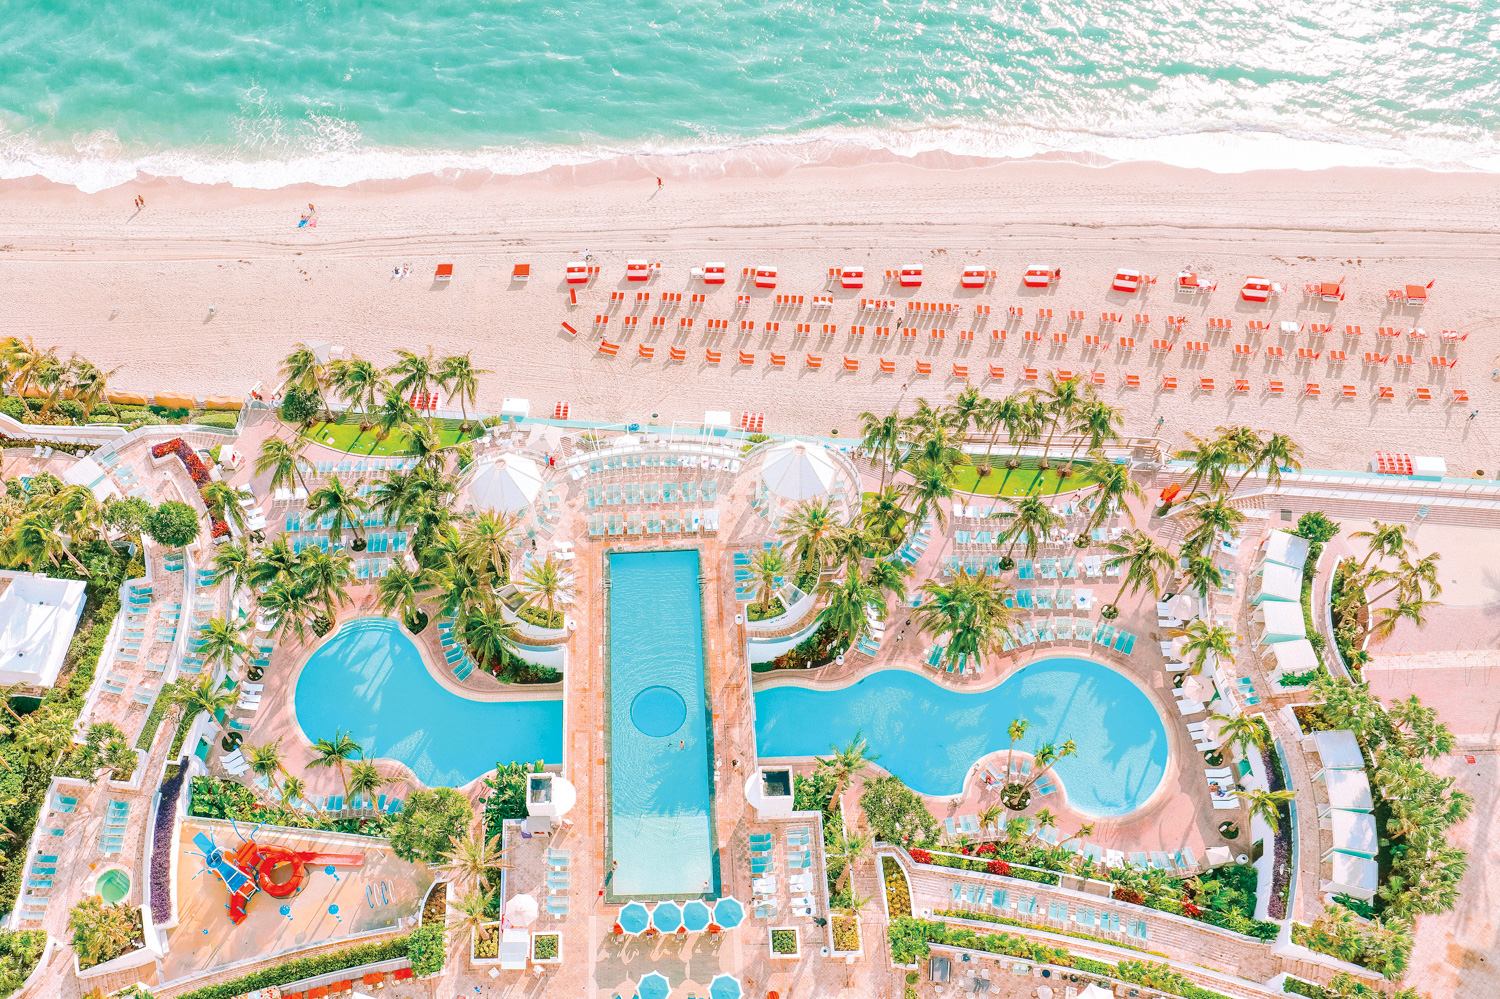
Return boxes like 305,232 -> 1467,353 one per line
606,549 -> 717,898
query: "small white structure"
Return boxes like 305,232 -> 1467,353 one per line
1253,600 -> 1306,644
1262,638 -> 1318,677
523,772 -> 576,834
703,411 -> 731,437
760,441 -> 838,501
1250,562 -> 1302,604
466,455 -> 544,515
61,457 -> 118,502
500,398 -> 530,423
1323,853 -> 1379,902
1306,729 -> 1365,773
1319,769 -> 1374,814
1324,809 -> 1378,860
744,767 -> 796,821
1257,530 -> 1310,571
0,571 -> 87,689
498,927 -> 530,970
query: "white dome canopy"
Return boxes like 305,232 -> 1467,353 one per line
467,455 -> 544,513
760,440 -> 838,501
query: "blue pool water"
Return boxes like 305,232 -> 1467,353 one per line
608,550 -> 716,898
293,617 -> 562,787
754,659 -> 1167,817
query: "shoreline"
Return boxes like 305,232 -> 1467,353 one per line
2,157 -> 1498,475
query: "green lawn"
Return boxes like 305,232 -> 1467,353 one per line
949,460 -> 1088,497
302,418 -> 483,456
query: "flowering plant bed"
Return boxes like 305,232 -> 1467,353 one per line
150,768 -> 187,920
769,927 -> 800,958
152,437 -> 211,486
831,915 -> 861,953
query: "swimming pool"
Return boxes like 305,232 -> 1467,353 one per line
293,617 -> 562,787
754,659 -> 1168,817
607,550 -> 717,899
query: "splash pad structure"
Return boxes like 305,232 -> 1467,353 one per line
192,831 -> 365,924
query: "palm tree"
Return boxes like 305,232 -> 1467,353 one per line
389,348 -> 437,404
326,355 -> 386,429
1002,493 -> 1060,560
245,739 -> 287,799
1369,597 -> 1439,643
0,336 -> 56,397
346,756 -> 389,807
455,510 -> 523,586
826,826 -> 872,891
298,545 -> 355,625
903,458 -> 956,533
1064,398 -> 1123,473
1002,718 -> 1030,787
865,558 -> 910,607
1009,741 -> 1077,804
201,480 -> 249,536
1386,695 -> 1456,759
915,568 -> 1016,672
1350,521 -> 1414,574
281,343 -> 330,422
447,888 -> 494,944
1233,788 -> 1295,832
517,555 -> 571,626
778,498 -> 844,581
51,485 -> 104,548
436,353 -> 488,430
435,830 -> 508,894
255,435 -> 310,495
197,617 -> 250,678
1103,529 -> 1174,613
1176,619 -> 1236,674
1033,372 -> 1088,467
461,601 -> 521,671
1175,432 -> 1235,498
1078,459 -> 1142,536
66,357 -> 121,420
376,563 -> 438,629
9,513 -> 89,576
860,486 -> 911,552
248,536 -> 299,588
946,386 -> 986,438
1182,495 -> 1245,556
258,576 -> 316,643
309,730 -> 362,798
166,675 -> 237,728
1208,713 -> 1266,757
1181,554 -> 1224,598
815,732 -> 879,813
403,420 -> 446,470
307,475 -> 370,550
747,549 -> 786,617
375,391 -> 418,441
977,804 -> 1003,835
280,774 -> 314,813
1229,431 -> 1304,493
857,410 -> 905,490
815,571 -> 881,651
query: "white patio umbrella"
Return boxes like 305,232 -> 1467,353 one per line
504,893 -> 539,928
1165,592 -> 1198,621
1198,714 -> 1227,748
1204,845 -> 1234,867
1078,985 -> 1113,999
1180,672 -> 1216,704
467,455 -> 543,513
761,441 -> 837,500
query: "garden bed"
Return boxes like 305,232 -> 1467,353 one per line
882,856 -> 912,919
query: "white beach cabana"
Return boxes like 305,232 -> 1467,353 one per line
1309,729 -> 1365,772
1254,600 -> 1306,644
466,455 -> 544,515
1264,638 -> 1319,676
0,571 -> 88,688
1320,768 -> 1374,813
1325,809 -> 1378,859
500,397 -> 530,423
1323,853 -> 1379,902
703,410 -> 732,436
1258,529 -> 1310,570
760,441 -> 838,501
1252,562 -> 1302,604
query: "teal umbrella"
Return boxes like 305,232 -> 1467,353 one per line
681,899 -> 712,932
638,970 -> 671,999
651,900 -> 684,934
712,895 -> 745,930
618,901 -> 650,935
710,973 -> 743,999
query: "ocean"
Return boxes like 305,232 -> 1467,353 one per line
2,0 -> 1497,191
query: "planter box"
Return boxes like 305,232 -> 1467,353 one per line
74,943 -> 154,981
470,921 -> 503,965
531,931 -> 562,965
769,926 -> 801,960
830,916 -> 863,960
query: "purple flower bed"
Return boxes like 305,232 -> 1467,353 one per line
150,769 -> 185,921
1261,740 -> 1293,920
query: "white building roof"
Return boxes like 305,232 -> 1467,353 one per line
1256,562 -> 1302,603
1322,768 -> 1373,812
466,455 -> 544,513
1327,853 -> 1379,899
1311,729 -> 1366,771
1260,529 -> 1310,570
760,441 -> 838,501
1328,809 -> 1378,859
1266,638 -> 1319,675
1257,600 -> 1307,643
0,571 -> 88,688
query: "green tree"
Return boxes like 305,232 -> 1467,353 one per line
1103,529 -> 1174,613
856,409 -> 906,491
436,352 -> 489,430
326,354 -> 386,429
815,570 -> 881,649
1233,788 -> 1295,832
915,568 -> 1015,672
307,475 -> 370,549
347,756 -> 390,808
297,545 -> 355,627
197,616 -> 250,678
246,739 -> 288,799
376,563 -> 438,631
68,897 -> 140,968
375,391 -> 418,441
1002,493 -> 1060,560
517,555 -> 571,625
778,498 -> 848,581
255,435 -> 311,495
166,675 -> 237,729
201,480 -> 248,536
1176,619 -> 1235,675
859,775 -> 940,846
145,500 -> 200,548
389,787 -> 475,864
747,548 -> 787,616
308,730 -> 362,798
815,731 -> 880,814
1003,718 -> 1030,787
389,347 -> 438,404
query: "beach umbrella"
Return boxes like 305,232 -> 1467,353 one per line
466,455 -> 543,513
681,900 -> 712,932
760,441 -> 837,500
638,971 -> 671,999
1165,592 -> 1197,622
1180,672 -> 1216,704
712,896 -> 745,930
1204,845 -> 1234,867
1078,986 -> 1113,999
651,900 -> 684,934
1198,714 -> 1228,749
710,974 -> 744,999
618,901 -> 651,935
503,893 -> 538,928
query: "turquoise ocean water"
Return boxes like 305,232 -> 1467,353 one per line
2,1 -> 1498,190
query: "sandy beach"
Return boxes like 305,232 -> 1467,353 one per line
3,157 -> 1499,472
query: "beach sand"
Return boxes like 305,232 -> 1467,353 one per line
3,158 -> 1499,472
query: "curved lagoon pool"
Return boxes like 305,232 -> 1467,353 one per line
294,617 -> 562,787
754,658 -> 1167,816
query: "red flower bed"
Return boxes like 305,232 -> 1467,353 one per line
976,842 -> 997,857
152,437 -> 211,486
985,859 -> 1011,876
1183,901 -> 1203,917
908,849 -> 931,865
1112,886 -> 1145,905
209,515 -> 230,539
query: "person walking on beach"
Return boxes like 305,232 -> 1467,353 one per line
656,177 -> 662,189
1470,410 -> 1480,422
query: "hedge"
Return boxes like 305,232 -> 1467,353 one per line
921,851 -> 1061,886
408,922 -> 445,977
933,909 -> 1161,957
174,935 -> 411,999
1281,978 -> 1325,999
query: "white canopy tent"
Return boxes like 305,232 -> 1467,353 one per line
1310,729 -> 1365,771
760,441 -> 838,501
466,455 -> 544,514
1321,768 -> 1374,812
703,410 -> 731,436
1253,562 -> 1302,604
500,397 -> 530,422
1326,809 -> 1378,859
1255,600 -> 1306,644
1264,638 -> 1318,675
1260,529 -> 1311,570
1324,853 -> 1379,902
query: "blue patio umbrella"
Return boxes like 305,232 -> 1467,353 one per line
618,901 -> 651,935
710,973 -> 743,999
638,970 -> 671,999
651,900 -> 684,934
712,895 -> 745,930
681,899 -> 712,932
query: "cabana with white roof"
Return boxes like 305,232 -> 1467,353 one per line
1262,638 -> 1319,677
1305,729 -> 1365,774
0,571 -> 88,689
1323,853 -> 1379,902
1257,530 -> 1310,571
1323,809 -> 1378,860
1319,769 -> 1374,814
1250,561 -> 1302,604
1253,600 -> 1306,644
760,441 -> 838,501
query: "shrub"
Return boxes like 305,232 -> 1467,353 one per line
389,787 -> 474,864
481,761 -> 541,838
193,411 -> 240,429
882,856 -> 912,918
175,936 -> 412,999
768,621 -> 841,670
771,928 -> 798,954
794,768 -> 840,812
145,500 -> 200,548
0,929 -> 47,995
533,932 -> 558,960
860,775 -> 940,846
407,922 -> 445,976
280,386 -> 321,424
69,897 -> 144,969
1294,511 -> 1341,545
0,397 -> 23,420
